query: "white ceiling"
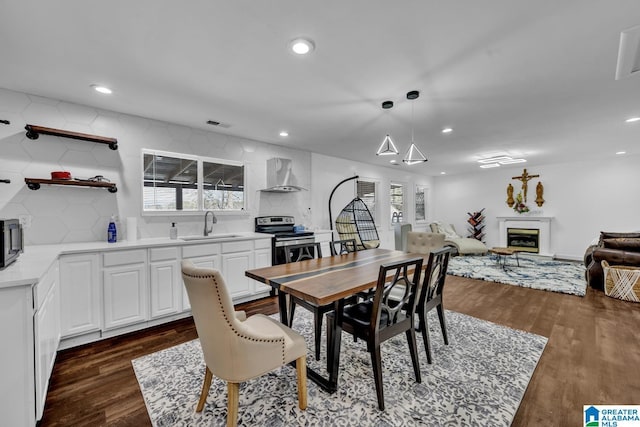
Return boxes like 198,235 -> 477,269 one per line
1,1 -> 639,175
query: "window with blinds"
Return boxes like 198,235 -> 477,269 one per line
356,180 -> 376,221
390,182 -> 404,223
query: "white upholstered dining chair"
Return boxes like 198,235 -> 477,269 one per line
181,260 -> 308,426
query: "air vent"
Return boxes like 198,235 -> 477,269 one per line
206,120 -> 231,128
615,25 -> 640,80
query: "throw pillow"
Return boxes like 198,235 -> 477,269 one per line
433,221 -> 460,240
602,238 -> 640,251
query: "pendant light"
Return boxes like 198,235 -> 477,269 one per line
403,90 -> 427,165
376,100 -> 398,156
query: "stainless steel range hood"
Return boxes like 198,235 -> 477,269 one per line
260,158 -> 307,192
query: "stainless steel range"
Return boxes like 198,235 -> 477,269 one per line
255,216 -> 315,265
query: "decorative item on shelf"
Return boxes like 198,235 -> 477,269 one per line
535,182 -> 545,207
506,168 -> 544,209
506,183 -> 515,207
513,192 -> 529,214
51,171 -> 71,180
511,168 -> 539,203
467,209 -> 486,242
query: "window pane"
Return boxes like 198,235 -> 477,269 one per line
390,183 -> 404,223
202,161 -> 245,210
415,187 -> 426,222
143,153 -> 198,211
356,180 -> 376,221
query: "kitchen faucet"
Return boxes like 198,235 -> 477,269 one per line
203,210 -> 217,236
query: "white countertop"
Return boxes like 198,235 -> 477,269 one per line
0,233 -> 271,290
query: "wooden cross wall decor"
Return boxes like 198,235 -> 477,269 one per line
511,168 -> 539,203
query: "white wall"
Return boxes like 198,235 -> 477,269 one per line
0,87 -> 312,244
432,157 -> 640,260
4,85 -> 636,254
310,153 -> 434,249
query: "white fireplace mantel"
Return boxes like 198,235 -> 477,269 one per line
496,216 -> 554,257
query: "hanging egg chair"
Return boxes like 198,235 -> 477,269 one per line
329,176 -> 380,250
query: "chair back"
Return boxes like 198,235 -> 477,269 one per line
406,231 -> 445,254
284,242 -> 322,263
329,238 -> 359,256
370,257 -> 423,331
420,247 -> 452,304
181,260 -> 250,381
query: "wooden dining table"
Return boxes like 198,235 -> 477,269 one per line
245,248 -> 426,393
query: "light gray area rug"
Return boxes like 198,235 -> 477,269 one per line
133,310 -> 547,426
447,254 -> 587,296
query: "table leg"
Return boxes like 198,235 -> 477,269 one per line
277,290 -> 289,326
515,251 -> 520,267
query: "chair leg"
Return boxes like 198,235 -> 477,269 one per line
436,304 -> 449,345
226,382 -> 239,427
196,366 -> 213,412
370,344 -> 385,411
314,311 -> 322,360
296,355 -> 308,410
406,328 -> 422,383
420,312 -> 433,364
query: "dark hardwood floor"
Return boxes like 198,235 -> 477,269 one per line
38,276 -> 640,426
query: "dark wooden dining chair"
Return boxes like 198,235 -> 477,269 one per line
417,246 -> 453,364
329,238 -> 359,256
326,257 -> 424,410
285,242 -> 330,360
284,242 -> 322,263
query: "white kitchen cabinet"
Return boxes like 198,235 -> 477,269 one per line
222,251 -> 253,298
103,250 -> 148,330
254,238 -> 272,293
181,243 -> 221,310
59,253 -> 101,337
34,261 -> 60,420
149,247 -> 181,319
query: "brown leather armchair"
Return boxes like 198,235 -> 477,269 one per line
585,232 -> 640,290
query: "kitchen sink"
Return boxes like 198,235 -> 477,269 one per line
181,234 -> 242,241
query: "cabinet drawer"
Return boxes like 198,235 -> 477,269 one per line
254,238 -> 272,250
182,243 -> 221,258
103,249 -> 146,267
222,240 -> 252,253
150,247 -> 178,262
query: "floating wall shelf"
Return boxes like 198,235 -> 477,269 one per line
25,124 -> 118,150
25,178 -> 117,193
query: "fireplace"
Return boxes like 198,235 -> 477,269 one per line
497,216 -> 553,257
507,228 -> 539,253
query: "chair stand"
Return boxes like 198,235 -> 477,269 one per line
196,366 -> 213,412
417,296 -> 449,364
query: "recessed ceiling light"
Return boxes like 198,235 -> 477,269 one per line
91,84 -> 112,94
480,163 -> 500,168
625,117 -> 640,123
289,38 -> 315,55
440,171 -> 446,175
616,151 -> 626,155
441,128 -> 453,134
279,131 -> 289,137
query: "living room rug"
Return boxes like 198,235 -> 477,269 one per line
447,254 -> 587,296
132,310 -> 547,427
